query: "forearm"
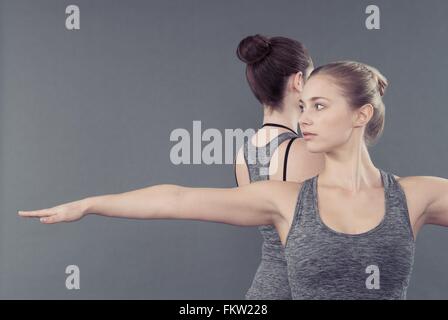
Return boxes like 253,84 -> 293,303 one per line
83,184 -> 183,220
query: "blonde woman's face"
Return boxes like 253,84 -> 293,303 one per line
298,74 -> 357,153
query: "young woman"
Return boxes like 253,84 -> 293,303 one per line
233,34 -> 324,299
19,61 -> 448,299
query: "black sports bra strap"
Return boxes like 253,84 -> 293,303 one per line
262,122 -> 298,135
283,137 -> 298,181
233,151 -> 239,186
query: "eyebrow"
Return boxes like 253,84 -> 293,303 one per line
299,96 -> 331,103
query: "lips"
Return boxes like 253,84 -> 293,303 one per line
302,131 -> 317,140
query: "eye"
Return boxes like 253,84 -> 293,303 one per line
315,103 -> 325,110
299,104 -> 304,112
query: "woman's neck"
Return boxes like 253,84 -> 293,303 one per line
319,138 -> 380,192
262,104 -> 298,133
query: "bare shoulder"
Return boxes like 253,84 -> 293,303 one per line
396,175 -> 448,204
270,137 -> 324,182
274,137 -> 309,158
396,175 -> 445,189
235,145 -> 245,165
288,138 -> 325,167
394,175 -> 432,197
289,138 -> 315,156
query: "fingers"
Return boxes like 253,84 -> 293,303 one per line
18,210 -> 63,224
18,209 -> 56,218
40,215 -> 62,224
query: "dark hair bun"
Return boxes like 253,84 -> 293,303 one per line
236,34 -> 271,65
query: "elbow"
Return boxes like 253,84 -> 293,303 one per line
157,184 -> 186,219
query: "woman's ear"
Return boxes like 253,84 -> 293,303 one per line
292,71 -> 304,92
354,104 -> 374,127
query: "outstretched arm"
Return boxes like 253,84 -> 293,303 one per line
18,181 -> 283,227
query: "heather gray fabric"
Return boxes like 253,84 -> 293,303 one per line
284,169 -> 416,300
243,131 -> 298,300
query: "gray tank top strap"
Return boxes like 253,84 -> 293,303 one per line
381,170 -> 415,241
243,132 -> 298,182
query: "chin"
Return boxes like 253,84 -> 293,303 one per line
303,141 -> 325,153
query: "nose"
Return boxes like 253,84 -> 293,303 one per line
298,108 -> 313,127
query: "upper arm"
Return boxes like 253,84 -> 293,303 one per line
399,176 -> 448,231
269,138 -> 325,182
418,176 -> 448,227
178,180 -> 288,227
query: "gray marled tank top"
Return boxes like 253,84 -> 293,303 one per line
243,131 -> 298,300
284,169 -> 416,299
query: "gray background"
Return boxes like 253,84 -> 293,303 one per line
1,0 -> 447,299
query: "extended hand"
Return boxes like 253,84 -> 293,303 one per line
18,199 -> 88,224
